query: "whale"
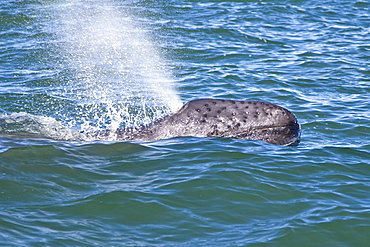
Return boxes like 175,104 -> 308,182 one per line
92,99 -> 301,146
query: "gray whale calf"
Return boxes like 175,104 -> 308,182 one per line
94,99 -> 300,146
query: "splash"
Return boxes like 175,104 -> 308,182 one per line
51,0 -> 182,133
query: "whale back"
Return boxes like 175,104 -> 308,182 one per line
116,99 -> 300,146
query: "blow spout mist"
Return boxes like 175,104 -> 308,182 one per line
53,0 -> 182,132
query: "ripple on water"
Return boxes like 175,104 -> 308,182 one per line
1,0 -> 370,246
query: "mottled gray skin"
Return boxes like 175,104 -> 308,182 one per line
98,99 -> 300,146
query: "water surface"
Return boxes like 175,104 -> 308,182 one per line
1,0 -> 369,246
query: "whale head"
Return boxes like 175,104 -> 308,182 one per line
115,99 -> 301,146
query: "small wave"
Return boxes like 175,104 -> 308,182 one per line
0,112 -> 86,141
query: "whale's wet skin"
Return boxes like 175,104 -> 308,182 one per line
92,99 -> 301,146
0,99 -> 300,146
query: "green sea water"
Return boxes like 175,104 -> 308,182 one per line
1,0 -> 369,246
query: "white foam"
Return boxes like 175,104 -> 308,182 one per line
0,113 -> 85,141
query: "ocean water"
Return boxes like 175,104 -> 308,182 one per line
0,0 -> 369,246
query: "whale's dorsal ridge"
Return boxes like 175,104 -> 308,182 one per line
175,98 -> 297,128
